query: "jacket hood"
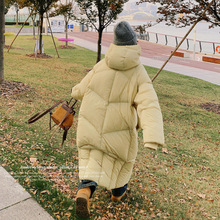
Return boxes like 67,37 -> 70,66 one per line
105,43 -> 141,71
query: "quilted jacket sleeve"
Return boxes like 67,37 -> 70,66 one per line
71,69 -> 94,100
134,66 -> 164,149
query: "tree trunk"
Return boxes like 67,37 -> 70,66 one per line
96,28 -> 103,63
16,5 -> 19,26
65,0 -> 68,48
39,13 -> 44,54
0,0 -> 5,84
16,11 -> 18,25
65,18 -> 68,47
31,16 -> 36,39
3,24 -> 5,46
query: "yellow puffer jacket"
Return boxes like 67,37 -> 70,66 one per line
71,43 -> 164,190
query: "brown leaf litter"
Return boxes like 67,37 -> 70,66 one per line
0,80 -> 31,97
26,53 -> 52,59
200,102 -> 220,114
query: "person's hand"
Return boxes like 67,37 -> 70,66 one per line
144,143 -> 158,151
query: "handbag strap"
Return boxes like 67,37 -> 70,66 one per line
61,130 -> 68,147
71,99 -> 77,108
27,100 -> 64,124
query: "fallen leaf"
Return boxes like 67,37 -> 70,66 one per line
198,193 -> 206,199
162,148 -> 168,154
108,213 -> 113,218
179,199 -> 186,203
151,212 -> 156,218
65,212 -> 71,217
30,157 -> 38,163
41,190 -> 50,194
68,206 -> 73,210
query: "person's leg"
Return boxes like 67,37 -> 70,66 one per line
111,184 -> 128,202
77,180 -> 97,198
76,180 -> 97,218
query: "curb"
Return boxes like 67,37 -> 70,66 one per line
171,51 -> 190,58
202,56 -> 220,64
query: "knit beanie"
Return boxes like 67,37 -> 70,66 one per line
114,21 -> 137,46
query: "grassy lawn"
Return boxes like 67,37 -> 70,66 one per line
5,25 -> 33,28
1,35 -> 219,220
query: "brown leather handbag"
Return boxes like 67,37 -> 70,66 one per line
28,99 -> 77,146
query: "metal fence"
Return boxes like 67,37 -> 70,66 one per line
5,14 -> 40,25
137,31 -> 220,55
5,14 -> 31,23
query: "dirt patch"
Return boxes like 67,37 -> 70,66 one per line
60,45 -> 75,49
4,45 -> 23,50
201,102 -> 220,114
0,80 -> 31,98
26,53 -> 53,59
26,38 -> 37,40
4,45 -> 10,49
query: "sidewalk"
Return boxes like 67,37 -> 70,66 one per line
0,166 -> 53,220
55,32 -> 220,86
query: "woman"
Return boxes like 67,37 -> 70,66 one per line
71,21 -> 164,218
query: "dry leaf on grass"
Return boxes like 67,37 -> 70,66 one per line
197,193 -> 206,199
30,157 -> 38,163
162,148 -> 169,154
41,190 -> 50,194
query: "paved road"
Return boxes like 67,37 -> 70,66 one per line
56,31 -> 220,85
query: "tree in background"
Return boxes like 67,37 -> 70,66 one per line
134,21 -> 157,37
0,0 -> 5,84
4,0 -> 15,46
17,0 -> 58,54
5,0 -> 15,15
5,0 -> 19,25
75,0 -> 129,63
16,0 -> 37,39
51,0 -> 79,47
28,9 -> 37,39
14,2 -> 19,25
137,0 -> 220,28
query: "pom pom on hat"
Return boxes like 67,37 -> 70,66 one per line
114,21 -> 137,46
